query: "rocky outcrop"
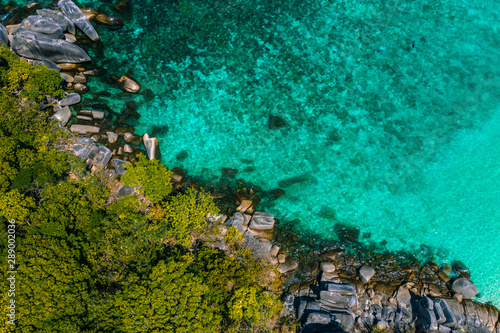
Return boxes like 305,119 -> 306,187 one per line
0,24 -> 9,45
20,15 -> 65,39
36,9 -> 76,34
58,0 -> 99,41
12,28 -> 90,63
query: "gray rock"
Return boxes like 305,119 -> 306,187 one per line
50,105 -> 71,126
0,24 -> 8,45
359,265 -> 376,283
320,261 -> 336,273
332,311 -> 355,333
434,301 -> 446,325
20,16 -> 65,39
117,185 -> 134,197
72,137 -> 95,160
281,293 -> 295,317
452,278 -> 478,299
36,8 -> 76,34
112,159 -> 129,176
70,124 -> 100,134
92,110 -> 104,120
86,146 -> 99,162
12,28 -> 90,63
319,291 -> 356,308
93,146 -> 112,169
417,297 -> 438,332
320,282 -> 356,295
438,325 -> 452,333
434,299 -> 458,328
42,59 -> 61,72
269,244 -> 280,257
58,0 -> 99,41
60,93 -> 81,106
249,211 -> 275,229
305,311 -> 332,325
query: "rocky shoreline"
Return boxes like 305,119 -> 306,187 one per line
1,1 -> 499,332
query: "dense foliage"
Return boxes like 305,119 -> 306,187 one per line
0,48 -> 289,332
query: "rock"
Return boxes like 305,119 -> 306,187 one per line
452,261 -> 471,279
441,263 -> 453,275
142,133 -> 159,160
76,115 -> 92,121
72,137 -> 96,160
438,271 -> 451,283
249,211 -> 275,230
453,293 -> 463,303
0,24 -> 9,45
278,174 -> 314,188
90,135 -> 100,143
331,311 -> 355,333
92,110 -> 104,120
70,124 -> 100,134
320,249 -> 345,262
170,167 -> 185,182
12,28 -> 91,63
304,311 -> 332,325
60,72 -> 74,82
73,74 -> 86,84
268,115 -> 288,129
95,14 -> 123,29
123,132 -> 135,142
320,261 -> 336,273
107,132 -> 118,143
269,244 -> 280,257
64,33 -> 76,43
59,63 -> 80,71
417,297 -> 438,332
20,15 -> 65,39
319,291 -> 357,308
117,185 -> 134,197
74,83 -> 89,94
24,2 -> 41,11
334,223 -> 360,242
123,144 -> 133,153
36,8 -> 76,34
79,8 -> 99,22
93,146 -> 112,169
267,188 -> 285,201
58,0 -> 99,41
59,93 -> 81,106
451,278 -> 478,299
434,299 -> 458,328
278,253 -> 286,264
320,282 -> 356,295
277,257 -> 298,274
50,105 -> 71,126
236,199 -> 253,214
117,74 -> 141,93
359,265 -> 376,283
112,159 -> 128,175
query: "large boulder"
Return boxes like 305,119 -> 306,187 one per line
36,8 -> 75,34
434,299 -> 458,328
58,0 -> 99,41
0,24 -> 8,45
417,297 -> 438,332
12,28 -> 90,63
452,278 -> 478,299
20,16 -> 65,39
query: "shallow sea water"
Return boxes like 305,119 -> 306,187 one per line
14,0 -> 500,304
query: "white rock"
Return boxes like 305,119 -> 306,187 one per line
107,132 -> 118,144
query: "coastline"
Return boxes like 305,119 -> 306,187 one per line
2,1 -> 500,332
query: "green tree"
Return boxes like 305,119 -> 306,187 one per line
122,154 -> 173,204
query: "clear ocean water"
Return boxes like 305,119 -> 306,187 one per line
18,0 -> 500,304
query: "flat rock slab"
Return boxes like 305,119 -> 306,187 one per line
0,24 -> 8,45
58,0 -> 99,41
319,291 -> 357,308
320,282 -> 356,295
70,124 -> 100,134
277,257 -> 298,274
12,28 -> 90,63
36,8 -> 75,34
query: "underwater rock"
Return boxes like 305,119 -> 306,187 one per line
117,74 -> 141,93
113,0 -> 131,14
12,28 -> 91,63
95,14 -> 123,29
58,0 -> 99,41
0,24 -> 9,45
438,271 -> 451,283
268,115 -> 288,129
20,15 -> 65,39
334,223 -> 360,243
452,261 -> 471,279
452,278 -> 478,299
74,83 -> 89,94
170,167 -> 185,183
278,174 -> 314,188
175,150 -> 188,161
36,8 -> 76,34
222,167 -> 238,177
236,199 -> 253,214
79,8 -> 100,22
267,188 -> 285,201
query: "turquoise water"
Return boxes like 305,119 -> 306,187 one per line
10,0 -> 500,304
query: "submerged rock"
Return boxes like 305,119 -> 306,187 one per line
12,28 -> 90,63
268,115 -> 288,129
58,0 -> 99,41
117,74 -> 141,93
95,14 -> 124,29
334,223 -> 360,242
